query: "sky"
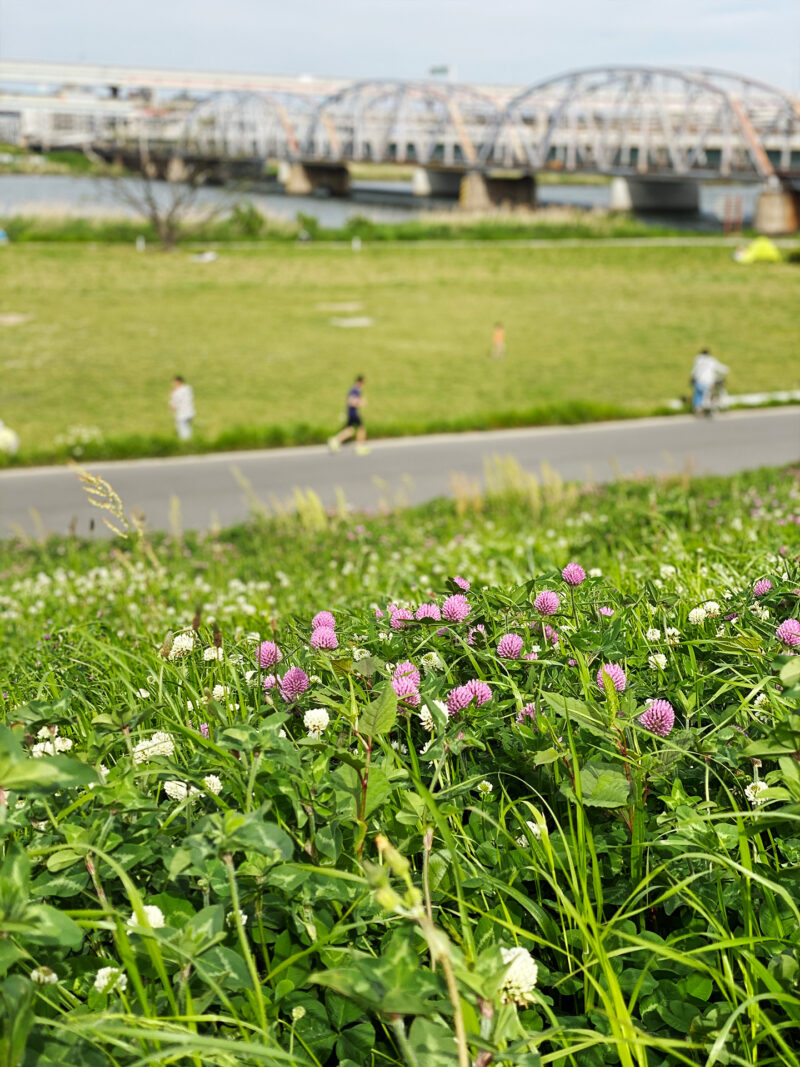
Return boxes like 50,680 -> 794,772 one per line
1,0 -> 798,91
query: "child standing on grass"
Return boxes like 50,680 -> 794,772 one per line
328,375 -> 370,455
169,375 -> 196,441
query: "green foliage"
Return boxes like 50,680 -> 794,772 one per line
0,465 -> 799,1064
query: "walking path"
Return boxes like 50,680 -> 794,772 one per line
0,408 -> 797,538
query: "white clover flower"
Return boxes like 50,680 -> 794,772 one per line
660,564 -> 677,578
136,688 -> 150,699
203,646 -> 224,662
352,647 -> 371,661
716,625 -> 725,637
127,905 -> 166,930
477,780 -> 493,797
226,909 -> 247,928
163,780 -> 195,802
211,684 -> 228,702
744,780 -> 769,806
94,966 -> 127,994
203,774 -> 223,795
420,651 -> 444,673
132,731 -> 175,764
704,601 -> 721,618
291,1005 -> 306,1022
752,604 -> 770,621
648,653 -> 668,671
30,966 -> 58,985
645,628 -> 661,642
31,736 -> 73,758
688,607 -> 707,625
665,627 -> 681,646
588,568 -> 602,578
753,692 -> 769,708
303,707 -> 330,737
36,726 -> 55,739
390,739 -> 409,754
499,946 -> 539,1005
419,739 -> 433,756
168,633 -> 195,660
418,706 -> 434,732
515,820 -> 542,847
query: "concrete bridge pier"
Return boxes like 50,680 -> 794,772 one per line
754,180 -> 799,235
609,176 -> 700,214
279,161 -> 351,197
459,171 -> 537,211
412,167 -> 464,198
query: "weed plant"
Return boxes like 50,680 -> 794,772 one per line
1,465 -> 799,1065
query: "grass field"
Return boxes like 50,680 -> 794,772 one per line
1,241 -> 796,458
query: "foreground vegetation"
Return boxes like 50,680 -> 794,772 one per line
1,463 -> 799,1065
0,242 -> 796,463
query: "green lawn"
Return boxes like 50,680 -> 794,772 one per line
1,242 -> 796,452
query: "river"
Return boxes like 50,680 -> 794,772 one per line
0,173 -> 764,230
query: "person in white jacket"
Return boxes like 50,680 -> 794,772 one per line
169,376 -> 196,440
691,349 -> 729,415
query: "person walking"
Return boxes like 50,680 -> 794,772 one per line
169,375 -> 196,441
691,349 -> 729,416
328,375 -> 369,455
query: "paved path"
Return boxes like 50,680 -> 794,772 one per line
1,408 -> 797,538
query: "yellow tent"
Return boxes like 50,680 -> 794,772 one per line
734,236 -> 783,264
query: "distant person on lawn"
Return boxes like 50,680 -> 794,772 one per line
169,375 -> 196,441
691,349 -> 729,415
328,375 -> 369,455
490,321 -> 506,359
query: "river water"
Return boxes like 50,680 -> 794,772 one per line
0,173 -> 763,230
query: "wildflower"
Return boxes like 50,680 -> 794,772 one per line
352,647 -> 371,661
688,607 -> 707,625
169,632 -> 195,660
310,626 -> 338,650
132,731 -> 175,764
312,610 -> 336,630
127,905 -> 166,930
515,704 -> 537,724
291,1005 -> 307,1022
589,567 -> 603,578
418,706 -> 434,732
392,675 -> 421,706
599,606 -> 614,617
753,692 -> 769,708
226,909 -> 247,927
212,684 -> 228,702
660,564 -> 677,578
467,624 -> 486,644
446,685 -> 473,715
776,619 -> 800,648
645,628 -> 661,642
94,966 -> 127,994
441,594 -> 471,623
499,946 -> 539,1005
752,603 -> 770,621
420,650 -> 443,672
523,650 -> 538,661
533,590 -> 559,615
280,667 -> 310,703
390,607 -> 413,630
31,735 -> 73,758
203,774 -> 223,794
164,780 -> 195,801
203,646 -> 223,662
303,707 -> 330,737
665,627 -> 681,646
648,653 -> 668,671
596,664 -> 626,692
754,578 -> 773,597
453,575 -> 471,591
258,641 -> 282,668
562,562 -> 586,586
704,601 -> 721,618
466,678 -> 492,705
477,779 -> 493,797
393,661 -> 421,687
136,688 -> 150,698
30,966 -> 58,985
638,699 -> 675,737
745,780 -> 769,806
497,633 -> 524,660
262,673 -> 278,693
416,602 -> 441,621
516,820 -> 542,846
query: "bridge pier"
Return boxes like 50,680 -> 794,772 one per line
280,161 -> 350,197
412,167 -> 464,198
609,176 -> 699,214
754,182 -> 799,235
459,171 -> 537,211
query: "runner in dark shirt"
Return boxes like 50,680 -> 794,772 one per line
328,376 -> 369,454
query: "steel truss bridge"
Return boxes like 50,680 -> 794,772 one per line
4,64 -> 799,182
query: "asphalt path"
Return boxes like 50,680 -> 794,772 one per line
1,408 -> 797,539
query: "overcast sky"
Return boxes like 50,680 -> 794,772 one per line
1,0 -> 798,91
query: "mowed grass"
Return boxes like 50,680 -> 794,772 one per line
1,241 -> 797,448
